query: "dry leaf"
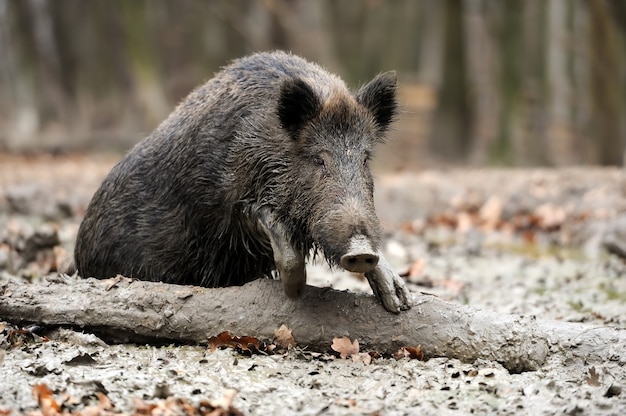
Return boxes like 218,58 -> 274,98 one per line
334,398 -> 358,408
132,397 -> 157,414
407,258 -> 425,278
207,331 -> 262,354
393,345 -> 424,361
535,203 -> 566,230
331,336 -> 359,359
105,275 -> 125,291
431,213 -> 457,228
479,196 -> 503,231
274,324 -> 296,349
521,230 -> 536,243
95,392 -> 113,411
134,393 -> 243,416
208,331 -> 234,352
586,367 -> 601,386
78,392 -> 114,416
209,388 -> 238,411
32,384 -> 60,416
456,211 -> 474,233
351,352 -> 372,365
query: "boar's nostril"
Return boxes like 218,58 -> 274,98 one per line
341,252 -> 379,273
340,235 -> 380,273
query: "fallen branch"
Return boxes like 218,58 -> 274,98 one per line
1,275 -> 624,373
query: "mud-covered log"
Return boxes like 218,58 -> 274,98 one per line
1,275 -> 624,373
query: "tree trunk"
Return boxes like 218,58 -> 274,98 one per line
430,0 -> 470,161
588,0 -> 624,165
1,276 -> 624,374
546,0 -> 576,165
463,0 -> 499,165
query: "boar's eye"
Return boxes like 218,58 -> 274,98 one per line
313,156 -> 326,170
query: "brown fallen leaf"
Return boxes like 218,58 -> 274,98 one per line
206,388 -> 239,414
430,213 -> 457,228
77,392 -> 114,416
456,211 -> 475,233
406,258 -> 425,279
586,366 -> 601,386
97,392 -> 113,410
32,384 -> 60,416
105,275 -> 125,291
392,345 -> 424,361
334,398 -> 358,408
207,331 -> 262,354
535,203 -> 567,230
132,396 -> 157,414
351,352 -> 372,365
479,196 -> 503,232
521,230 -> 536,244
331,336 -> 359,359
274,324 -> 296,349
56,392 -> 81,411
133,391 -> 243,416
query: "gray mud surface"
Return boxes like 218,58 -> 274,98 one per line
1,156 -> 625,415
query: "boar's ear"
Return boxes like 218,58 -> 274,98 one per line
356,71 -> 397,132
278,78 -> 322,137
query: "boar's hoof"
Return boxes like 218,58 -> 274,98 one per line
280,265 -> 307,299
341,235 -> 380,273
365,254 -> 412,313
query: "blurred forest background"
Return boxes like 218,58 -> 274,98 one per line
0,0 -> 625,167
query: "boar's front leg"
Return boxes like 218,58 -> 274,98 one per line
365,254 -> 412,313
258,209 -> 307,298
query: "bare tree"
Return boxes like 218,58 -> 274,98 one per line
545,0 -> 575,165
588,0 -> 624,165
463,0 -> 499,165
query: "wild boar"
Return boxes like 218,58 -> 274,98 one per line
74,51 -> 411,312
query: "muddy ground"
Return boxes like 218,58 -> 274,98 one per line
1,155 -> 625,415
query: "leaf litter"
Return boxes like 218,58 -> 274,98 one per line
29,383 -> 243,416
2,159 -> 626,414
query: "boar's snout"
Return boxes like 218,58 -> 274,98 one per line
340,235 -> 380,273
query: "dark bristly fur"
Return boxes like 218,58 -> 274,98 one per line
75,51 -> 397,291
